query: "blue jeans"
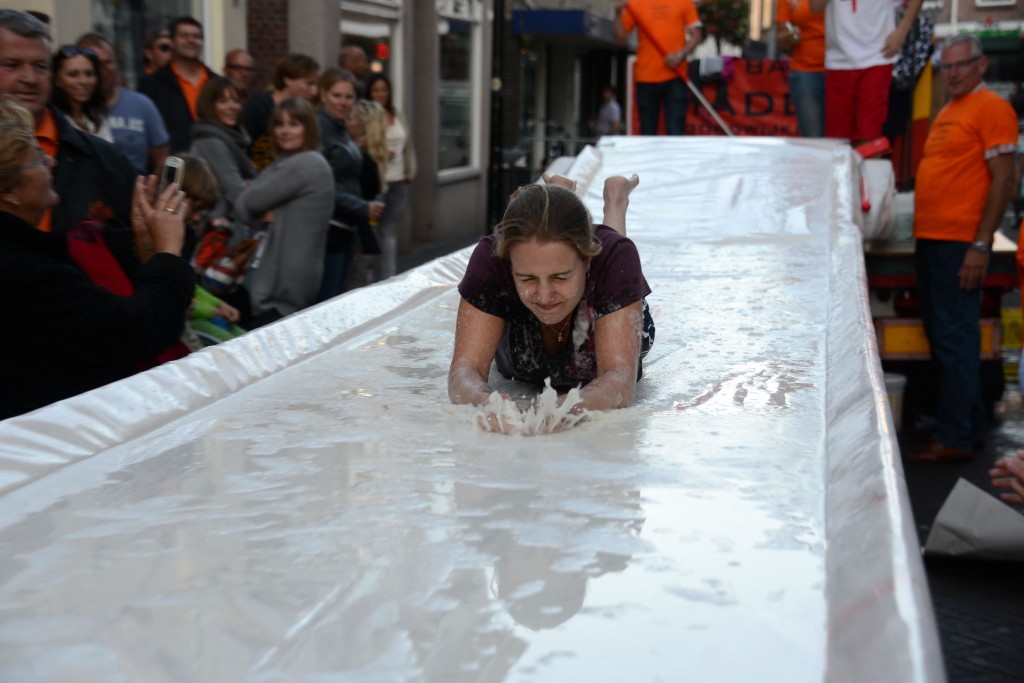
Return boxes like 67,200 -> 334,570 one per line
914,239 -> 987,450
376,181 -> 409,280
317,244 -> 354,303
636,79 -> 688,135
788,69 -> 824,138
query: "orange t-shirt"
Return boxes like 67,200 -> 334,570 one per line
914,87 -> 1018,242
171,62 -> 209,120
776,0 -> 825,73
621,0 -> 702,84
34,108 -> 59,233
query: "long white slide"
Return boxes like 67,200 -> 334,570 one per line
0,137 -> 942,682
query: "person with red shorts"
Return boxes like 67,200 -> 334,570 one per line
809,0 -> 923,144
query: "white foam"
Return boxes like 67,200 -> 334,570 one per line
474,378 -> 588,435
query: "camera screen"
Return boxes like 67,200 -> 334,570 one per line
159,159 -> 183,192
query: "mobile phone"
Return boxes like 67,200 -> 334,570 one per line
158,156 -> 185,194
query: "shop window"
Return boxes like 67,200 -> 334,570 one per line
438,18 -> 473,170
91,0 -> 192,88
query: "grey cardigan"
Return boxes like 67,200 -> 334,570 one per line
189,120 -> 256,242
234,151 -> 334,317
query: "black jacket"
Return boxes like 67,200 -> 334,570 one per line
0,211 -> 195,420
49,106 -> 136,239
138,63 -> 218,153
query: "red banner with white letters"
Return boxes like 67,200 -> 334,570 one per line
629,58 -> 799,137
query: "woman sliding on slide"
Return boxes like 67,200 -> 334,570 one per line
448,173 -> 654,434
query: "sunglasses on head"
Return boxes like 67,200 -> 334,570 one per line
58,45 -> 96,59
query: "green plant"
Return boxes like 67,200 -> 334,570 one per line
697,0 -> 750,52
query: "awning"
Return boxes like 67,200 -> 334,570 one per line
512,9 -> 618,46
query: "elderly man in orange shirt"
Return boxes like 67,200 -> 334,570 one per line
613,0 -> 703,136
907,35 -> 1018,463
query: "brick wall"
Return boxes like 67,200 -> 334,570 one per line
246,0 -> 289,95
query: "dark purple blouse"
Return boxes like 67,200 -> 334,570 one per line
458,225 -> 651,389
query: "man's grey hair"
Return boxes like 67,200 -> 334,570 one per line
0,10 -> 49,41
942,34 -> 984,59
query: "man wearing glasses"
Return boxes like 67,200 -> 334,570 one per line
0,10 -> 135,242
143,30 -> 172,76
223,49 -> 254,101
907,35 -> 1018,463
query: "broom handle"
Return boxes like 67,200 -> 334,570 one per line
622,3 -> 735,136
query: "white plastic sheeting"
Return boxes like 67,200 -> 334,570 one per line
0,137 -> 943,682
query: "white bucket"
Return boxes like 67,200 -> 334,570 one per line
883,373 -> 907,431
891,192 -> 914,242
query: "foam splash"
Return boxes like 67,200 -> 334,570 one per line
474,378 -> 588,436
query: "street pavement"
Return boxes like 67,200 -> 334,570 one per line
901,392 -> 1024,682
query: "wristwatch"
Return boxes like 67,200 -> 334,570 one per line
969,240 -> 992,254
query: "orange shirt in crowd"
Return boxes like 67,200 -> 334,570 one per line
620,0 -> 702,84
171,62 -> 209,120
34,108 -> 59,234
914,87 -> 1018,242
776,0 -> 825,73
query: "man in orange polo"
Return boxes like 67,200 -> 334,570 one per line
907,35 -> 1018,462
139,16 -> 217,153
0,10 -> 134,242
613,0 -> 703,136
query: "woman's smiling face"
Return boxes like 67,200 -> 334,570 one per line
273,111 -> 305,154
57,55 -> 97,107
508,238 -> 588,326
322,80 -> 356,121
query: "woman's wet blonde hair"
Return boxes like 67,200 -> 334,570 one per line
494,184 -> 600,260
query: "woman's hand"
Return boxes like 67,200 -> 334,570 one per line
134,176 -> 187,257
882,26 -> 909,59
211,300 -> 240,323
130,176 -> 157,263
368,201 -> 385,222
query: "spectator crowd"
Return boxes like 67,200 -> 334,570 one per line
0,9 -> 416,419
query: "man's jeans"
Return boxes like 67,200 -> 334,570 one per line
788,69 -> 824,138
636,78 -> 688,135
914,239 -> 987,450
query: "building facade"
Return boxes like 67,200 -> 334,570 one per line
10,0 -> 495,254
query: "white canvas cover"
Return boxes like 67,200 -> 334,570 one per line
0,137 -> 943,682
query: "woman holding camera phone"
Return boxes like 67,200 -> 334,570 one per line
0,98 -> 195,419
